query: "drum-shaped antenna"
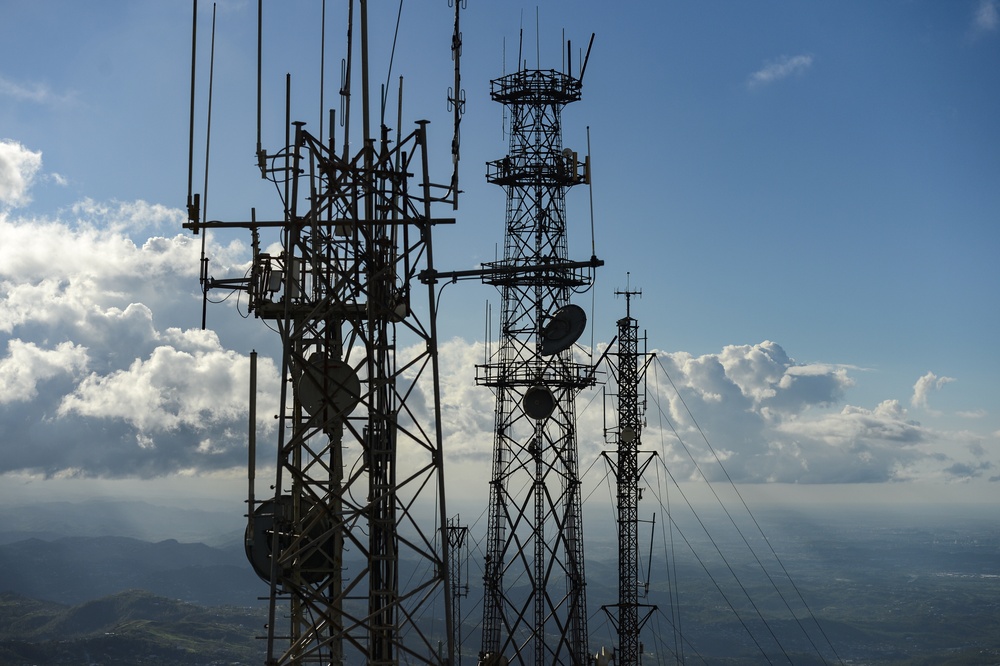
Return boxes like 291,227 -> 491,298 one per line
245,495 -> 332,585
297,352 -> 361,418
523,385 -> 556,420
540,304 -> 587,355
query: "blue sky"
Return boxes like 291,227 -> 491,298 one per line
0,0 -> 998,511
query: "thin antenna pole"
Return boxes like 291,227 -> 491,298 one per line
203,6 -> 217,185
256,0 -> 263,170
580,33 -> 595,82
186,0 -> 198,211
517,22 -> 523,72
587,126 -> 596,256
535,6 -> 540,69
448,0 -> 464,209
319,0 -> 326,144
567,38 -> 572,80
360,0 -> 371,146
380,0 -> 404,126
341,0 -> 354,159
199,4 -> 217,331
284,74 -> 291,218
501,37 -> 507,142
247,350 -> 257,534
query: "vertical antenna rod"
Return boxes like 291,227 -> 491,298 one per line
447,0 -> 466,209
199,3 -> 217,331
186,0 -> 198,223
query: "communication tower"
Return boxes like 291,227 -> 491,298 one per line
600,284 -> 657,666
184,1 -> 463,663
476,36 -> 601,665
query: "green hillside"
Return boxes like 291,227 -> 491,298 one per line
0,590 -> 266,665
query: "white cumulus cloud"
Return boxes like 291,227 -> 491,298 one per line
911,371 -> 955,410
0,140 -> 42,208
0,339 -> 88,404
0,155 -> 278,478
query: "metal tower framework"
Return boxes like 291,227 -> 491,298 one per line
600,288 -> 657,666
477,63 -> 599,665
184,2 -> 461,664
448,516 -> 470,664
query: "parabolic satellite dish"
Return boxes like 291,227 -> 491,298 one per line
540,303 -> 587,355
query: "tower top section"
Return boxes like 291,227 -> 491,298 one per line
491,69 -> 582,106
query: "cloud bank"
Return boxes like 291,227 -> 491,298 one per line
0,141 -> 994,488
0,149 -> 279,478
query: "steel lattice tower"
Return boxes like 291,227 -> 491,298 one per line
185,2 -> 461,664
475,62 -> 600,665
600,288 -> 656,666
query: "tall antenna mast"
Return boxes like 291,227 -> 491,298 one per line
458,31 -> 601,665
600,279 -> 657,666
184,1 -> 461,663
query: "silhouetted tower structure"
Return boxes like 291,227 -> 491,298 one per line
477,39 -> 601,665
448,515 -> 470,664
184,2 -> 463,664
600,285 -> 657,666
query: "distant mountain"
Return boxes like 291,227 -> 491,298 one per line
0,589 -> 265,665
0,498 -> 244,546
0,535 -> 260,606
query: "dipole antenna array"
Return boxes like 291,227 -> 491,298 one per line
599,283 -> 657,666
425,33 -> 602,665
184,1 -> 462,663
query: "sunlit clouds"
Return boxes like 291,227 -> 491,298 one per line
0,140 -> 42,208
911,371 -> 956,411
0,125 -> 996,491
0,151 -> 279,478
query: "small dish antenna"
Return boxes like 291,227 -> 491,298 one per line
523,385 -> 556,420
540,304 -> 587,355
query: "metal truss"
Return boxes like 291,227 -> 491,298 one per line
474,66 -> 598,666
600,289 -> 657,666
193,117 -> 457,665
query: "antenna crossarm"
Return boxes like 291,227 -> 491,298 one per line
419,255 -> 603,285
